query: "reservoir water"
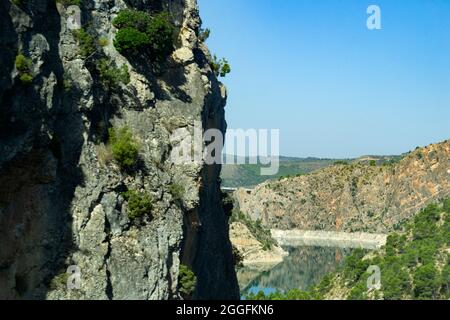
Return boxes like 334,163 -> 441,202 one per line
238,246 -> 354,295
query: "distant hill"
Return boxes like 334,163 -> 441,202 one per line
221,157 -> 339,188
221,155 -> 404,188
233,139 -> 450,233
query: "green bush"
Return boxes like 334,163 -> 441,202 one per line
169,183 -> 185,202
96,58 -> 130,88
146,12 -> 175,60
382,266 -> 411,300
122,190 -> 153,220
342,249 -> 369,284
444,198 -> 450,213
413,263 -> 439,299
347,281 -> 368,300
413,204 -> 440,240
73,28 -> 96,58
112,9 -> 152,30
440,262 -> 450,298
199,28 -> 210,42
211,55 -> 231,78
114,27 -> 150,54
112,9 -> 174,61
15,54 -> 31,72
19,73 -> 33,85
15,54 -> 33,85
369,160 -> 377,166
98,37 -> 109,47
178,265 -> 196,298
108,127 -> 140,171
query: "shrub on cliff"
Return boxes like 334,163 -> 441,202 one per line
108,126 -> 140,171
15,54 -> 33,85
169,183 -> 185,203
146,12 -> 175,60
15,54 -> 31,72
211,55 -> 231,78
122,190 -> 153,220
19,73 -> 33,85
198,28 -> 211,42
114,27 -> 150,54
113,9 -> 174,61
112,9 -> 152,30
178,265 -> 196,298
73,28 -> 96,58
96,58 -> 130,89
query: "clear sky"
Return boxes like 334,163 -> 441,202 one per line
198,0 -> 450,158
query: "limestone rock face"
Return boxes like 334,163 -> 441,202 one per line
235,140 -> 450,233
0,0 -> 238,299
230,222 -> 288,267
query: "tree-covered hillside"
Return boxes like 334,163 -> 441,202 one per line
247,198 -> 450,300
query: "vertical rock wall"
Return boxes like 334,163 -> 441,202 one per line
0,0 -> 239,300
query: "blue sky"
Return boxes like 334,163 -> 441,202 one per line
198,0 -> 450,158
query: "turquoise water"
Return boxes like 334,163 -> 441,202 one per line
239,246 -> 353,295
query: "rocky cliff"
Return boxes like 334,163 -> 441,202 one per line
0,0 -> 239,299
235,140 -> 450,233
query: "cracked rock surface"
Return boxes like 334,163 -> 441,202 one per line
0,0 -> 238,300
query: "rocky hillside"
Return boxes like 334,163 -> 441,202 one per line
235,140 -> 450,233
0,0 -> 238,299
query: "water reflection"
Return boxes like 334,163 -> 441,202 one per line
239,246 -> 353,294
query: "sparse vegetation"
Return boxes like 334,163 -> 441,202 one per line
98,37 -> 109,47
211,55 -> 231,77
169,183 -> 185,203
112,9 -> 175,61
199,27 -> 210,42
178,265 -> 196,298
73,28 -> 96,58
122,189 -> 153,220
108,126 -> 140,171
96,58 -> 130,89
230,210 -> 277,251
